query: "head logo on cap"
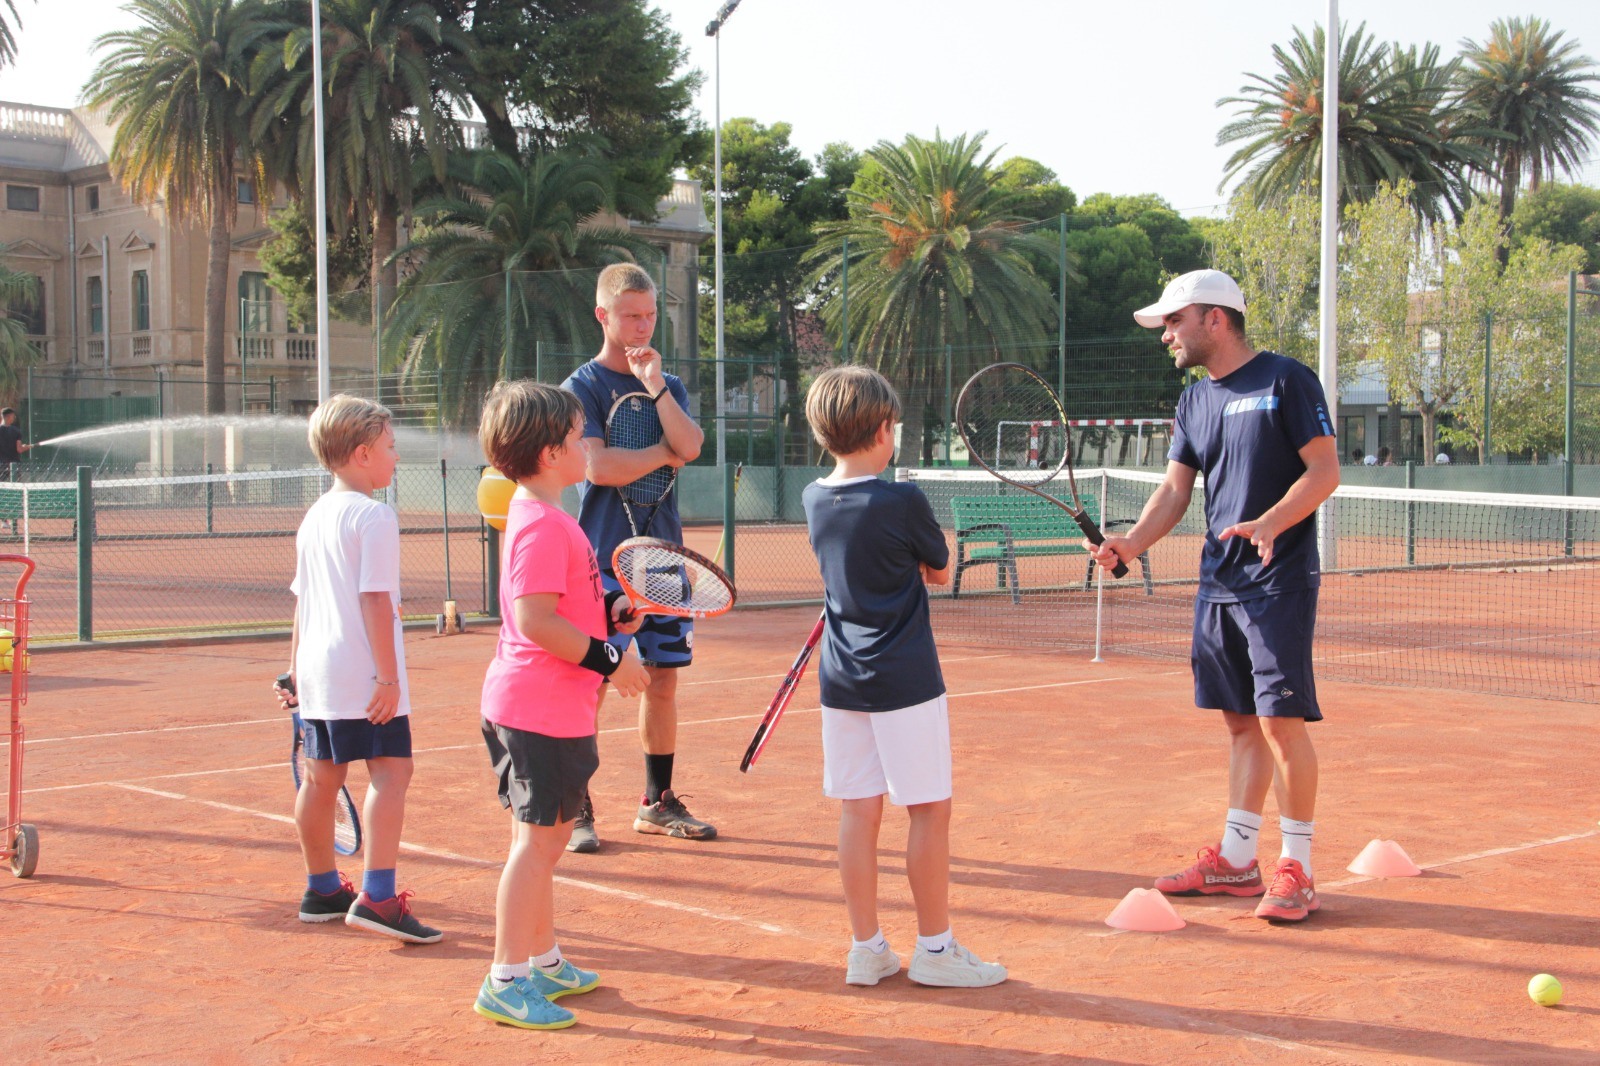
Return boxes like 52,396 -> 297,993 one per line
1133,270 -> 1246,328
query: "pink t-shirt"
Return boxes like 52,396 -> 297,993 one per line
480,497 -> 606,737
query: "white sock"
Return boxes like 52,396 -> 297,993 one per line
1219,808 -> 1263,869
852,930 -> 889,954
1279,817 -> 1314,877
916,928 -> 953,953
532,945 -> 564,971
490,961 -> 530,989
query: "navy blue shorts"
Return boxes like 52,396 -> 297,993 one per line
301,715 -> 414,764
601,569 -> 693,669
1191,589 -> 1322,720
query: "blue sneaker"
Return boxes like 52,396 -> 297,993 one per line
473,976 -> 577,1030
527,959 -> 600,1000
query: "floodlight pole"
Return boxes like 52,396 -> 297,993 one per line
1317,1 -> 1339,568
311,0 -> 331,404
708,1 -> 741,468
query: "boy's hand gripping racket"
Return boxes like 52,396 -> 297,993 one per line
611,537 -> 735,620
739,610 -> 825,772
605,391 -> 678,537
280,673 -> 362,856
954,362 -> 1128,578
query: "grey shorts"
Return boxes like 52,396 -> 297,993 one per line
480,719 -> 599,826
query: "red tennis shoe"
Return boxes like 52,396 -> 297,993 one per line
1254,859 -> 1320,921
1154,845 -> 1265,897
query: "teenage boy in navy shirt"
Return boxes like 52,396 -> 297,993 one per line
1088,270 -> 1339,922
803,366 -> 1007,988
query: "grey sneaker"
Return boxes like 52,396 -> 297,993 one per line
845,945 -> 901,986
566,793 -> 599,854
907,941 -> 1007,988
633,789 -> 718,840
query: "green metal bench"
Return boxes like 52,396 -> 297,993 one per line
949,492 -> 1151,602
0,486 -> 77,522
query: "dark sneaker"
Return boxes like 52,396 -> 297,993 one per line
633,788 -> 717,840
1154,845 -> 1264,897
567,793 -> 599,854
298,875 -> 357,923
1254,859 -> 1320,922
345,889 -> 444,944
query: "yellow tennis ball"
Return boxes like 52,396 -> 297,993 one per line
1528,973 -> 1563,1007
476,467 -> 515,531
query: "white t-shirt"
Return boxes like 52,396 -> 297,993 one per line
290,489 -> 409,720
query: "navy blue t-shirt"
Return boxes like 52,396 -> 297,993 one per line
803,476 -> 949,712
1168,351 -> 1334,603
561,359 -> 691,561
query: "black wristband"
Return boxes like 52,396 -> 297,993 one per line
579,636 -> 622,676
603,589 -> 628,636
649,388 -> 666,404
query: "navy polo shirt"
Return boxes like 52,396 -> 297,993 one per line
1168,351 -> 1334,603
802,476 -> 948,712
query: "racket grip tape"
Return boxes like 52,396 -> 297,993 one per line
1071,512 -> 1129,579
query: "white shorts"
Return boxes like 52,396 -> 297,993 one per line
820,694 -> 951,806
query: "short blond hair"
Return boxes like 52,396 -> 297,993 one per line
596,262 -> 656,309
307,394 -> 392,470
479,380 -> 583,482
805,366 -> 901,457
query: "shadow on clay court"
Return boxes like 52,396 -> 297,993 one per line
25,672 -> 144,693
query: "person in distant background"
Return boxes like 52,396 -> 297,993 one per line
0,407 -> 32,477
1350,449 -> 1365,465
1376,447 -> 1393,467
1435,451 -> 1452,465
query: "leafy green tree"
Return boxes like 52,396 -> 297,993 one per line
1218,23 -> 1488,222
0,0 -> 30,70
1510,183 -> 1600,273
256,200 -> 371,327
1062,223 -> 1159,340
260,0 -> 476,327
1075,193 -> 1206,277
1207,187 -> 1322,367
993,157 -> 1076,221
442,0 -> 703,217
87,0 -> 288,414
383,149 -> 648,423
0,245 -> 41,396
803,131 -> 1062,463
1457,17 -> 1600,224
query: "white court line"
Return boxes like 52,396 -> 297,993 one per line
106,781 -> 792,937
23,717 -> 282,746
1322,829 -> 1600,890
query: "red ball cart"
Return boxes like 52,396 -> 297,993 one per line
0,555 -> 37,877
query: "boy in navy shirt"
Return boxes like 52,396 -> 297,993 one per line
1088,270 -> 1340,922
803,366 -> 1007,988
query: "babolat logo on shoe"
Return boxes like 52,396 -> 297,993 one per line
1209,871 -> 1259,884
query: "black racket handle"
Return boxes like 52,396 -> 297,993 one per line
1072,512 -> 1129,579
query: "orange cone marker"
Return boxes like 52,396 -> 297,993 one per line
1105,887 -> 1186,931
1346,839 -> 1422,877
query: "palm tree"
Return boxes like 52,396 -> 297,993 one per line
258,0 -> 475,327
0,0 -> 31,70
802,131 -> 1061,462
0,245 -> 41,396
87,0 -> 287,415
383,149 -> 649,423
1456,17 -> 1600,223
1218,23 -> 1490,223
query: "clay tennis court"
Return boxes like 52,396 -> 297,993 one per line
4,606 -> 1598,1063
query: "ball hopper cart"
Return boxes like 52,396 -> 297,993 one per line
1,555 -> 38,877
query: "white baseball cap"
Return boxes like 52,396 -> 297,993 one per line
1133,269 -> 1247,328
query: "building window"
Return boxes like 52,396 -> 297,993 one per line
1340,415 -> 1366,462
87,275 -> 103,334
237,178 -> 255,205
17,275 -> 45,335
132,270 -> 150,331
238,271 -> 271,332
86,185 -> 100,212
6,185 -> 40,212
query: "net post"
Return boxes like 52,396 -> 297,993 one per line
722,459 -> 736,585
1405,461 -> 1416,566
439,458 -> 453,604
76,465 -> 92,642
205,462 -> 214,534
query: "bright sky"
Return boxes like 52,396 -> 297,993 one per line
4,1 -> 1600,218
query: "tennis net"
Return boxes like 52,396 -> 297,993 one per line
901,467 -> 1600,703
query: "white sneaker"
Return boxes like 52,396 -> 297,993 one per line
845,945 -> 901,986
907,941 -> 1007,988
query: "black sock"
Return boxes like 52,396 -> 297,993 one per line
644,753 -> 674,804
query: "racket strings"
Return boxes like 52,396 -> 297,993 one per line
607,394 -> 675,505
955,364 -> 1072,485
616,544 -> 734,614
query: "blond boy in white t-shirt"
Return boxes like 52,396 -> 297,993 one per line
277,394 -> 440,944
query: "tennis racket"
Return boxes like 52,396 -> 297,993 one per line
606,390 -> 678,537
955,362 -> 1128,578
612,537 -> 736,620
281,674 -> 362,856
739,610 -> 825,773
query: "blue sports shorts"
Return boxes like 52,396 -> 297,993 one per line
600,569 -> 693,669
301,715 -> 414,763
1191,588 -> 1322,720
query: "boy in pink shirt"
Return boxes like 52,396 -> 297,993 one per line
473,381 -> 649,1030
